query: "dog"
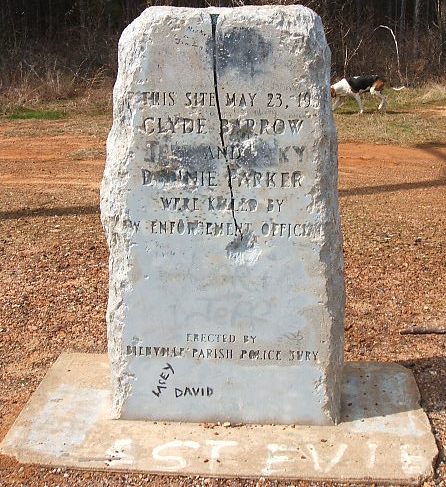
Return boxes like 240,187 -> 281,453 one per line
330,75 -> 387,114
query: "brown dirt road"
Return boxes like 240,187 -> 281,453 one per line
0,119 -> 445,486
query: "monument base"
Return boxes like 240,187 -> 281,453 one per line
1,353 -> 438,484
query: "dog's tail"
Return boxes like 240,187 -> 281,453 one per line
392,86 -> 406,91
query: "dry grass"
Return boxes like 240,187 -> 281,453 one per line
410,82 -> 446,107
334,86 -> 445,146
0,71 -> 77,116
335,110 -> 445,146
0,73 -> 113,117
380,82 -> 446,108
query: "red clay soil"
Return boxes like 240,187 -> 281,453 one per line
0,120 -> 445,486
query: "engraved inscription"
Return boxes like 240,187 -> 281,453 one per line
102,6 -> 344,424
127,337 -> 319,366
128,345 -> 320,363
136,84 -> 312,245
134,90 -> 316,109
142,168 -> 303,189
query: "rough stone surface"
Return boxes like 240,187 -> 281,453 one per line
100,6 -> 343,425
0,354 -> 438,483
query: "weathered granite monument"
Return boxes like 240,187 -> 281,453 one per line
1,6 -> 438,483
101,5 -> 344,425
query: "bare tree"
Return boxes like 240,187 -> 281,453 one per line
414,0 -> 421,56
436,0 -> 446,68
0,0 -> 444,92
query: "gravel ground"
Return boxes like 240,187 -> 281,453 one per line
0,118 -> 445,486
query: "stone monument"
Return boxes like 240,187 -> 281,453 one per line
1,6 -> 438,482
101,5 -> 344,425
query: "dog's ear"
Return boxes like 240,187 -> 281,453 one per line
330,87 -> 336,98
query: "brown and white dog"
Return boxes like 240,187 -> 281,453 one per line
330,75 -> 387,114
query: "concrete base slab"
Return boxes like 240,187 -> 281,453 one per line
1,353 -> 438,483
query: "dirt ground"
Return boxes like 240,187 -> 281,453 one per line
0,115 -> 445,486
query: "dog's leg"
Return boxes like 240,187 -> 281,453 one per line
351,93 -> 364,114
371,79 -> 387,111
371,87 -> 387,112
332,96 -> 344,111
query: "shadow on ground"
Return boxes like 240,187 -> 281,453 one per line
0,205 -> 99,220
339,177 -> 446,197
399,356 -> 446,414
415,141 -> 446,164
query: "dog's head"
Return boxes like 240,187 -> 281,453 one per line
330,87 -> 336,98
373,79 -> 386,92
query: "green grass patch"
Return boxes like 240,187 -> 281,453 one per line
7,107 -> 66,120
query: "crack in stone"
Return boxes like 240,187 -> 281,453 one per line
210,13 -> 243,240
